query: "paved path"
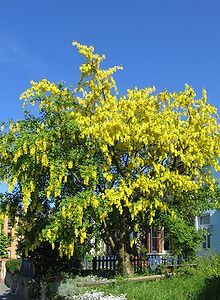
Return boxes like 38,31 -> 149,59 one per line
0,283 -> 21,300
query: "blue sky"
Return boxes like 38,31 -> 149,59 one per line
1,0 -> 220,120
0,0 -> 220,191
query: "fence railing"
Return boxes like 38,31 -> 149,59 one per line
92,255 -> 116,272
20,254 -> 181,278
91,254 -> 181,273
130,254 -> 181,273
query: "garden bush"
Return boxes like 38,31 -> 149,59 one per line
5,259 -> 21,275
43,275 -> 127,300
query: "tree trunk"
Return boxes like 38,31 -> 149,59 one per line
102,211 -> 133,276
115,241 -> 133,276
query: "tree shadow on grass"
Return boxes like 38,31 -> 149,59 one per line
196,276 -> 220,300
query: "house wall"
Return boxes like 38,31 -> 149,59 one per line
2,216 -> 18,259
210,210 -> 220,253
197,209 -> 220,255
145,227 -> 165,254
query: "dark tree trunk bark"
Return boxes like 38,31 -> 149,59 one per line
102,208 -> 134,276
114,234 -> 133,276
115,242 -> 133,276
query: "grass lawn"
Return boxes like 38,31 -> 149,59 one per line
97,255 -> 220,300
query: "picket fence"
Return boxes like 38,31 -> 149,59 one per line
20,254 -> 181,278
89,254 -> 181,273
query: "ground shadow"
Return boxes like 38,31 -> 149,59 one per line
196,276 -> 220,300
0,290 -> 21,300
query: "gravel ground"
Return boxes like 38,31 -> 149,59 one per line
0,283 -> 21,300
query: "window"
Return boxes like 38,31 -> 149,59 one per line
202,227 -> 211,249
0,223 -> 3,233
199,214 -> 211,249
163,229 -> 170,251
8,231 -> 12,239
199,215 -> 210,226
151,228 -> 158,252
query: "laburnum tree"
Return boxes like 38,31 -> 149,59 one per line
0,42 -> 220,274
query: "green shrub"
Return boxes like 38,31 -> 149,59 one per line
43,275 -> 111,299
5,259 -> 21,275
57,278 -> 86,299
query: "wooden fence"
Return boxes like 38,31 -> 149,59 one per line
20,254 -> 181,278
92,255 -> 116,272
130,254 -> 180,273
91,254 -> 181,273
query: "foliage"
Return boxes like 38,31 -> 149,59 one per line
98,255 -> 220,300
43,275 -> 120,300
0,232 -> 10,258
57,279 -> 85,299
160,182 -> 220,258
5,259 -> 21,274
175,181 -> 220,218
44,278 -> 86,300
24,242 -> 91,276
0,41 -> 220,273
162,215 -> 205,258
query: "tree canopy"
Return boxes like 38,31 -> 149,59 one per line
0,42 -> 220,273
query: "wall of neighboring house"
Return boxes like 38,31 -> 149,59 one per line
196,210 -> 220,255
145,227 -> 169,254
3,216 -> 18,259
96,227 -> 168,257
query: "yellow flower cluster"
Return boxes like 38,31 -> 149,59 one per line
20,79 -> 60,101
19,79 -> 72,112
